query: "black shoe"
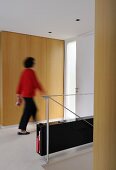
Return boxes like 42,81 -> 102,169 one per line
17,131 -> 30,135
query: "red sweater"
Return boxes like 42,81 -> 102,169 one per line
16,68 -> 44,97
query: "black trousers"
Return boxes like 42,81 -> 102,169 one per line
19,98 -> 37,131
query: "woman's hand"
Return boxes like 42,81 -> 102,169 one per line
16,95 -> 22,106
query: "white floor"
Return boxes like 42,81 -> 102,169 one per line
0,124 -> 93,170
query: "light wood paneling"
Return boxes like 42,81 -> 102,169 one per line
94,0 -> 116,169
2,32 -> 27,125
46,38 -> 64,119
29,35 -> 47,120
0,31 -> 64,125
0,32 -> 3,125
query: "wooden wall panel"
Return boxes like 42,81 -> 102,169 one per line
1,31 -> 64,126
94,0 -> 116,169
0,32 -> 2,125
46,38 -> 64,119
29,35 -> 47,120
2,32 -> 27,125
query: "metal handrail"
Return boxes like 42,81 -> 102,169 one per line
49,97 -> 93,127
43,92 -> 94,97
43,93 -> 94,163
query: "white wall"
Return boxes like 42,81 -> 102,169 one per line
64,32 -> 94,119
76,32 -> 94,117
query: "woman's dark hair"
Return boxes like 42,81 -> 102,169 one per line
24,57 -> 35,68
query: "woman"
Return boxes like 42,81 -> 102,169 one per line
16,57 -> 45,135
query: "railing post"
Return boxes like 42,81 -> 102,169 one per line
45,96 -> 49,163
42,93 -> 93,164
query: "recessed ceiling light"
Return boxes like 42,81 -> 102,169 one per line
75,19 -> 80,21
48,32 -> 52,33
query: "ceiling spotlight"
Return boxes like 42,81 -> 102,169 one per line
75,19 -> 80,21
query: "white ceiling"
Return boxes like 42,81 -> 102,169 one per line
0,0 -> 95,40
